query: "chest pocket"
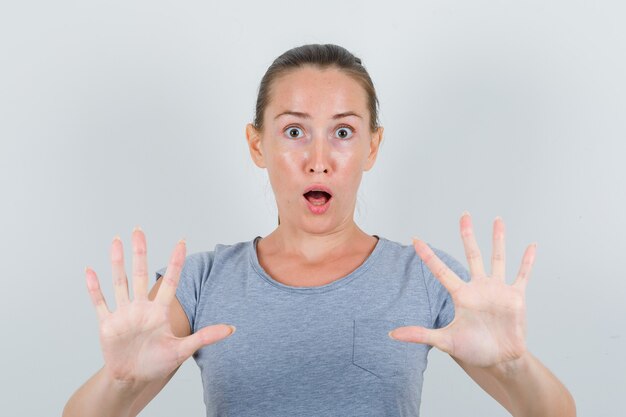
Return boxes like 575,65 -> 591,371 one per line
352,318 -> 408,379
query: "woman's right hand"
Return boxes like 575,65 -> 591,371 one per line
85,227 -> 235,386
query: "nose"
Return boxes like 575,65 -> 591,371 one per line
306,135 -> 330,174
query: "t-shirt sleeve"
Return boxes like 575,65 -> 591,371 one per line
421,244 -> 471,329
154,251 -> 214,333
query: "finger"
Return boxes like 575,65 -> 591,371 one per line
460,212 -> 487,279
412,238 -> 465,295
131,226 -> 149,300
513,243 -> 537,290
154,239 -> 187,306
177,324 -> 236,360
388,326 -> 452,353
85,267 -> 111,320
491,216 -> 506,281
110,236 -> 130,307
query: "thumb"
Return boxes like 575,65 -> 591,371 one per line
389,325 -> 451,353
177,324 -> 236,359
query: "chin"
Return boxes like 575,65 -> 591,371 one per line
302,223 -> 336,235
281,217 -> 338,235
304,215 -> 354,235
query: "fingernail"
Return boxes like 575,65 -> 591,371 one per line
178,238 -> 186,245
462,210 -> 470,217
411,236 -> 420,244
227,325 -> 236,335
388,330 -> 396,339
113,235 -> 121,242
84,266 -> 89,273
495,215 -> 503,221
133,225 -> 142,232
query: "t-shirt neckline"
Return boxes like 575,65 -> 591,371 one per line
248,234 -> 387,294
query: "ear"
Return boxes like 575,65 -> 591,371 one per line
363,126 -> 384,171
245,123 -> 266,168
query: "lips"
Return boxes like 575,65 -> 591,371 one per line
304,190 -> 331,205
302,184 -> 333,213
303,184 -> 333,206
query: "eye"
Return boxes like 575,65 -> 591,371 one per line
284,126 -> 304,139
335,125 -> 354,140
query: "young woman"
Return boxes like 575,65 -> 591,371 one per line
64,44 -> 576,417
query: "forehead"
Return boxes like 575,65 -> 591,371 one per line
266,66 -> 368,118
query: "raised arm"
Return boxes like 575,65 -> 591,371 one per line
63,228 -> 235,417
390,213 -> 576,416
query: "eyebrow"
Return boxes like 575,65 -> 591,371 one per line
274,111 -> 363,120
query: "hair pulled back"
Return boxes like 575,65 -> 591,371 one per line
253,44 -> 380,133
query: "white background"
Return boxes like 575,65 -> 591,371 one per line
1,1 -> 624,415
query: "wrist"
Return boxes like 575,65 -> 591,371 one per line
489,351 -> 534,382
100,366 -> 149,398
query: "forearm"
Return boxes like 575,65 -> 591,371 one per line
63,367 -> 149,417
487,351 -> 576,417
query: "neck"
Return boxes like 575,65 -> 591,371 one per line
262,219 -> 370,265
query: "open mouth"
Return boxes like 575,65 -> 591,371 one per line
303,190 -> 332,206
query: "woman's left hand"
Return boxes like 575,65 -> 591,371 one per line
390,212 -> 537,368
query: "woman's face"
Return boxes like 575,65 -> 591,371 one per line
245,65 -> 383,234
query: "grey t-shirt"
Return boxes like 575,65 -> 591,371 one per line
155,235 -> 470,417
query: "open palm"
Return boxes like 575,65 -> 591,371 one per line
85,228 -> 234,384
390,213 -> 536,368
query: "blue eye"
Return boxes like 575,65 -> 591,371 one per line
335,125 -> 354,140
285,126 -> 304,139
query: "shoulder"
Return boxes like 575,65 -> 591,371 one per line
212,239 -> 251,260
184,238 -> 254,272
154,237 -> 253,280
378,236 -> 470,283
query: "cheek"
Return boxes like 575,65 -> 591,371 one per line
331,143 -> 368,170
265,151 -> 301,188
275,149 -> 304,169
325,153 -> 365,195
268,138 -> 307,161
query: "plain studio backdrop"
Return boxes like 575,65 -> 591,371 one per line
1,1 -> 624,416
